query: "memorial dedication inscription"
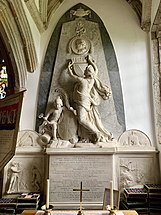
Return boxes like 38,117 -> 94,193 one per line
49,154 -> 113,208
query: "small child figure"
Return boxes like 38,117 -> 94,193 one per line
43,96 -> 63,141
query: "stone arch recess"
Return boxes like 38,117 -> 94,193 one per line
0,0 -> 37,90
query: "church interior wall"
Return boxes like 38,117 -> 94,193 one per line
20,0 -> 155,144
1,0 -> 161,210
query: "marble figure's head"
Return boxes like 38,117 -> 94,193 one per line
54,96 -> 63,110
85,65 -> 95,78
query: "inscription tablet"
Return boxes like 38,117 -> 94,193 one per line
49,154 -> 113,207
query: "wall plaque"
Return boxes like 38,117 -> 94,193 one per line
49,154 -> 113,208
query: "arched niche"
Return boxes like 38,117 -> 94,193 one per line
36,3 -> 126,139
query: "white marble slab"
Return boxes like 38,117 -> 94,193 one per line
49,154 -> 113,204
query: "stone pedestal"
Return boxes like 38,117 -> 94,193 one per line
46,146 -> 159,210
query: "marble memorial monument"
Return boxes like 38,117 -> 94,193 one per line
2,4 -> 160,211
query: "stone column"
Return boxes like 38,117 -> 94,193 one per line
151,23 -> 161,145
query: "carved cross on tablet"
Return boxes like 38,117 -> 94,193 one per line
73,181 -> 90,211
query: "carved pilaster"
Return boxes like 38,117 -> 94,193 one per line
151,4 -> 161,144
151,1 -> 161,145
151,38 -> 160,143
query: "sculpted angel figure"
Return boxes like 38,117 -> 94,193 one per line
68,55 -> 113,143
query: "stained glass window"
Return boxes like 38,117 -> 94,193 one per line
0,58 -> 8,99
0,31 -> 15,99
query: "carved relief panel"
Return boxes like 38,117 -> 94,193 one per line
2,130 -> 44,195
118,129 -> 152,147
119,155 -> 159,191
3,155 -> 44,194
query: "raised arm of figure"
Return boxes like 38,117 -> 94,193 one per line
68,60 -> 75,76
87,55 -> 98,74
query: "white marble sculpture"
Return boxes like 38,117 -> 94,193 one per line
38,95 -> 76,148
38,7 -> 125,147
119,157 -> 154,191
39,96 -> 64,142
7,161 -> 21,193
4,158 -> 44,194
38,55 -> 116,147
68,55 -> 113,143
